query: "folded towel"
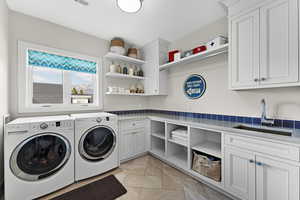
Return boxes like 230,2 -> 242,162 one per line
172,134 -> 187,140
171,128 -> 187,137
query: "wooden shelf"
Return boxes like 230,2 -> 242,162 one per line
105,92 -> 148,96
192,141 -> 221,158
104,52 -> 146,65
106,72 -> 146,80
159,44 -> 228,71
151,132 -> 165,140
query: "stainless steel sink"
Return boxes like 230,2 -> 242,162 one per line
234,125 -> 292,136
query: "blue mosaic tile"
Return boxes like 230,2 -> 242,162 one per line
217,115 -> 223,121
274,119 -> 283,128
223,115 -> 229,121
211,114 -> 217,120
229,116 -> 236,122
295,121 -> 300,129
244,117 -> 253,124
237,116 -> 244,123
253,118 -> 261,125
283,120 -> 294,129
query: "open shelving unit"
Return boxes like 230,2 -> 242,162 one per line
192,141 -> 221,158
151,136 -> 165,157
105,92 -> 148,96
190,127 -> 222,158
167,142 -> 188,169
106,72 -> 146,80
150,120 -> 165,140
159,44 -> 228,71
104,52 -> 146,65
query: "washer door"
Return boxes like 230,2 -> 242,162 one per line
79,126 -> 116,161
10,133 -> 71,181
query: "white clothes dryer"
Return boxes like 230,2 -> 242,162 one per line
71,112 -> 119,181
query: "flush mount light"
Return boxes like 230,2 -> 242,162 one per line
74,0 -> 89,6
117,0 -> 143,13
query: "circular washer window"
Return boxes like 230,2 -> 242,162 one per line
10,133 -> 71,181
79,126 -> 116,161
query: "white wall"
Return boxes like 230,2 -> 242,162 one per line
9,11 -> 147,118
0,0 -> 9,186
148,17 -> 300,121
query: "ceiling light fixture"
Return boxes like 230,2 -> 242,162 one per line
117,0 -> 143,13
74,0 -> 89,6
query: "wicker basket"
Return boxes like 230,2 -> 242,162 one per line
192,152 -> 221,182
110,37 -> 125,47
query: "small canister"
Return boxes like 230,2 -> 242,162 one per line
109,63 -> 117,73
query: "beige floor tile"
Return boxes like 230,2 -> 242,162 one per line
124,174 -> 146,188
38,154 -> 232,200
162,173 -> 184,191
140,189 -> 186,200
145,165 -> 163,177
142,176 -> 162,189
117,187 -> 141,200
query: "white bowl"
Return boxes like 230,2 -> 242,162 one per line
110,46 -> 126,55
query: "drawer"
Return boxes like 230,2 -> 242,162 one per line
224,134 -> 300,162
120,120 -> 146,131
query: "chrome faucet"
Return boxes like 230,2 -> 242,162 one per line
261,99 -> 274,126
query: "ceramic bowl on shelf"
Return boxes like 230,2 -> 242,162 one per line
110,46 -> 126,55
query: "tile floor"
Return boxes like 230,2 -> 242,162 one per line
40,154 -> 233,200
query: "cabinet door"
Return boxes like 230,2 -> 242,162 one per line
260,0 -> 298,85
134,130 -> 146,155
230,9 -> 260,88
120,131 -> 135,161
225,147 -> 256,200
256,156 -> 300,200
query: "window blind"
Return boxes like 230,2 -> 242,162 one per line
28,49 -> 97,74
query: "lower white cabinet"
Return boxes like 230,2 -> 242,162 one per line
256,156 -> 300,200
119,119 -> 146,161
225,146 -> 300,200
225,147 -> 256,200
120,129 -> 146,161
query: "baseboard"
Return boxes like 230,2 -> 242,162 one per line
120,152 -> 148,164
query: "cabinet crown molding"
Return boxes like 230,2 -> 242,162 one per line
219,0 -> 241,7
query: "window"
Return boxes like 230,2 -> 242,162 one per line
18,41 -> 102,113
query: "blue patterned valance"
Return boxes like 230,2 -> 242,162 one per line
28,50 -> 97,74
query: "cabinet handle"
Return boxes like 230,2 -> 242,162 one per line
261,77 -> 267,81
256,162 -> 263,166
254,78 -> 259,82
249,159 -> 255,163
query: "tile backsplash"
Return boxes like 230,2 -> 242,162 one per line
108,109 -> 300,129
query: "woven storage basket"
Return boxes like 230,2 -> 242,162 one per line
111,38 -> 125,47
192,152 -> 221,182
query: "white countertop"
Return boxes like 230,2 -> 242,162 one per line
118,113 -> 300,146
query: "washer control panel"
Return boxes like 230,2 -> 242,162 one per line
31,120 -> 73,131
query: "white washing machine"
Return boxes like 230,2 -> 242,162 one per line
4,115 -> 74,200
71,112 -> 119,181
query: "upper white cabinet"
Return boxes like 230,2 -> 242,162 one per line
228,0 -> 299,90
260,0 -> 299,85
230,9 -> 260,88
143,39 -> 169,95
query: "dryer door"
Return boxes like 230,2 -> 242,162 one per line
79,126 -> 116,161
10,133 -> 71,181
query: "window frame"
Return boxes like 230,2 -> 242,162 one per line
18,41 -> 103,113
